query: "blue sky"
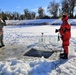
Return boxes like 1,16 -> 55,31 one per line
0,0 -> 61,15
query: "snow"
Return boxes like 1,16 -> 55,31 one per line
0,19 -> 76,75
6,19 -> 76,25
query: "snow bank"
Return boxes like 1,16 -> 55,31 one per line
0,57 -> 76,75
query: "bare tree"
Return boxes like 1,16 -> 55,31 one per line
38,7 -> 44,18
24,9 -> 35,19
5,11 -> 13,20
61,0 -> 69,13
13,12 -> 20,20
47,0 -> 59,18
68,0 -> 76,18
31,12 -> 36,19
61,0 -> 76,18
24,9 -> 29,19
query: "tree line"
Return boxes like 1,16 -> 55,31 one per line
0,0 -> 76,20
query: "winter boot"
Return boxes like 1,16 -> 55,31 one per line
60,54 -> 68,59
0,45 -> 5,48
2,44 -> 5,47
0,45 -> 3,48
60,53 -> 65,58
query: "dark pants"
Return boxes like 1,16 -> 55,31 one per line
0,34 -> 4,46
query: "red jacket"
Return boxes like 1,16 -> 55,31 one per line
59,21 -> 71,46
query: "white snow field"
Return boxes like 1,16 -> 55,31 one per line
0,19 -> 76,75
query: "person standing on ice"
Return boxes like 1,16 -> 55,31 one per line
0,18 -> 6,48
55,13 -> 71,59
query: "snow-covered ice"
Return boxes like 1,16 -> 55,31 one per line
0,19 -> 76,75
